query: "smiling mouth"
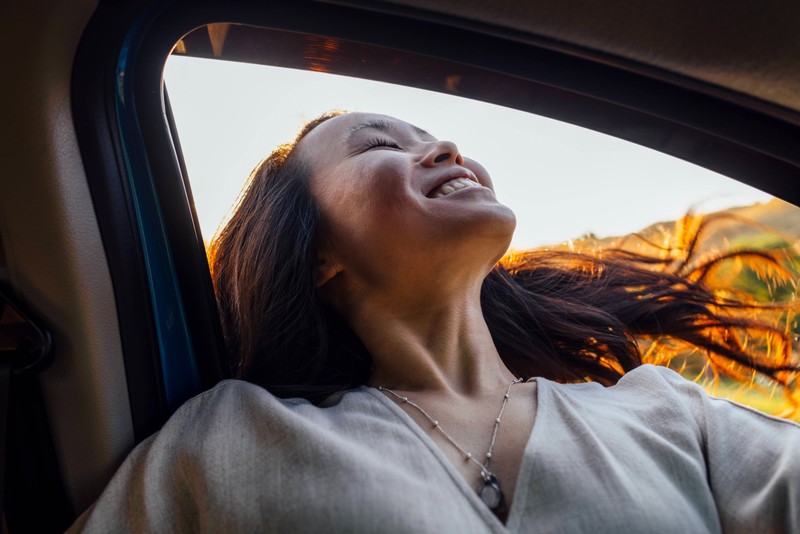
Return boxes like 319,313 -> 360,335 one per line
428,177 -> 482,198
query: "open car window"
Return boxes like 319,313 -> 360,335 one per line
165,29 -> 799,420
166,55 -> 776,251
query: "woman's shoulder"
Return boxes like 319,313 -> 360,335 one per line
181,378 -> 298,408
539,363 -> 693,397
171,379 -> 368,419
540,363 -> 702,395
166,379 -> 291,423
535,364 -> 711,428
614,363 -> 703,397
539,364 -> 800,431
160,380 -> 378,442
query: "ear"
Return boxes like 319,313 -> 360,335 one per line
314,256 -> 342,288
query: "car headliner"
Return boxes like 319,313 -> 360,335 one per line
366,0 -> 800,117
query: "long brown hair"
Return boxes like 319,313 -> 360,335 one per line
209,112 -> 800,406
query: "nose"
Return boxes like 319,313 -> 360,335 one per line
422,140 -> 463,167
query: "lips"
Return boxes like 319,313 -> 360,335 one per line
425,170 -> 483,198
428,177 -> 482,198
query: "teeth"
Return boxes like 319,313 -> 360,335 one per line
432,177 -> 480,198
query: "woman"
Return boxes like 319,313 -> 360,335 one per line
71,111 -> 800,533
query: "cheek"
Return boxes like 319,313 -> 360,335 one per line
338,160 -> 417,221
316,162 -> 418,250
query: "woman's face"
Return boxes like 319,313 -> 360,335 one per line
296,112 -> 516,300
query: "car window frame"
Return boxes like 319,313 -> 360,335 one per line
72,0 -> 800,441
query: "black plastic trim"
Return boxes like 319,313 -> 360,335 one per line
324,0 -> 800,129
72,0 -> 169,441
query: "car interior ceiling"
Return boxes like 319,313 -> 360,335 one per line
2,0 -> 799,531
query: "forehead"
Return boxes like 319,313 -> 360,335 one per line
295,112 -> 431,174
298,113 -> 432,151
341,114 -> 431,141
320,111 -> 426,138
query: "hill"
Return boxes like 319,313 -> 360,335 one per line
627,198 -> 800,251
562,198 -> 800,420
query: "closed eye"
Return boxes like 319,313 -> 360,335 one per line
365,137 -> 401,150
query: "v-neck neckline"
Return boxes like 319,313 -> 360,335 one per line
364,379 -> 545,532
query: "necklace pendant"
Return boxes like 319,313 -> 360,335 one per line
477,474 -> 507,514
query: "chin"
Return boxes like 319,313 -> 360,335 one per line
492,202 -> 518,237
482,205 -> 517,265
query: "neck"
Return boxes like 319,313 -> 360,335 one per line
354,289 -> 516,395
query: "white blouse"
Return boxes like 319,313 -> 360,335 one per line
69,364 -> 800,533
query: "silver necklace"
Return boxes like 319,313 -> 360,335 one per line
378,378 -> 523,514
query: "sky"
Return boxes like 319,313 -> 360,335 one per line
164,55 -> 773,250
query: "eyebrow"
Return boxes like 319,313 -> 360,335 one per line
344,119 -> 430,141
